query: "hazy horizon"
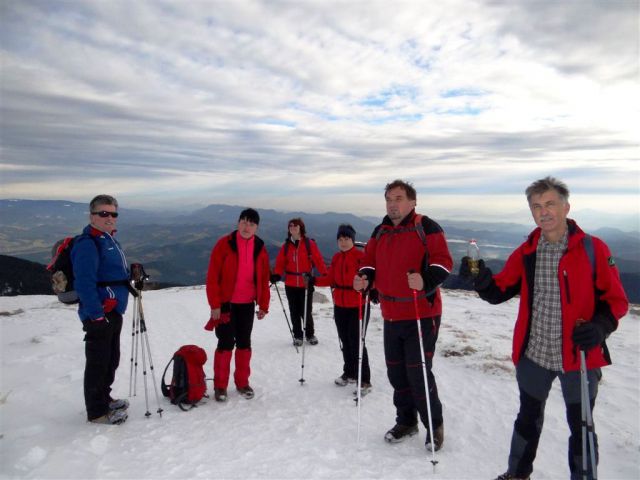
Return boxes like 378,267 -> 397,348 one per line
2,195 -> 638,233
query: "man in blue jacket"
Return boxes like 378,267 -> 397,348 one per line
72,195 -> 131,424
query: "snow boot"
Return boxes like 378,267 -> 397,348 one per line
237,386 -> 255,399
306,335 -> 319,345
494,473 -> 530,480
384,423 -> 419,443
108,397 -> 130,411
293,338 -> 303,347
214,388 -> 228,402
335,374 -> 356,386
89,408 -> 128,425
425,423 -> 444,452
353,382 -> 372,397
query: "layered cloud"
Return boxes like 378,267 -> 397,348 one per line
1,0 -> 638,221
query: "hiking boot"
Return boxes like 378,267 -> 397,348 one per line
494,473 -> 530,480
108,398 -> 130,411
353,382 -> 372,397
306,335 -> 319,345
89,408 -> 128,425
214,388 -> 228,402
425,423 -> 444,452
334,374 -> 356,386
384,423 -> 419,443
293,338 -> 303,347
237,386 -> 255,399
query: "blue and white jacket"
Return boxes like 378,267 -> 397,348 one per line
71,225 -> 130,321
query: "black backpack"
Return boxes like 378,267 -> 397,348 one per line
161,345 -> 208,410
47,235 -> 91,304
46,234 -> 133,304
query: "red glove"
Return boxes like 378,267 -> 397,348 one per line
204,312 -> 231,331
103,298 -> 117,313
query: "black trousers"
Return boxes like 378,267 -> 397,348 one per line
334,305 -> 370,383
383,316 -> 442,430
507,356 -> 600,480
83,311 -> 123,420
215,303 -> 255,351
285,285 -> 314,339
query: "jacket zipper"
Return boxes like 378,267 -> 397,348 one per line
106,232 -> 129,272
563,270 -> 571,304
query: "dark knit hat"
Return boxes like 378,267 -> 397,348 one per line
239,208 -> 260,225
337,224 -> 356,241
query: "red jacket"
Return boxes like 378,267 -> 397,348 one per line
206,231 -> 270,312
315,247 -> 364,308
478,220 -> 628,372
359,210 -> 453,321
274,236 -> 328,288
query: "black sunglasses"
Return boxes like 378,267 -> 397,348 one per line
91,210 -> 119,218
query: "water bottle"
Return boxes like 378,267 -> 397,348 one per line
467,239 -> 480,276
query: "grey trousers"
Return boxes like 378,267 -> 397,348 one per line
507,355 -> 600,479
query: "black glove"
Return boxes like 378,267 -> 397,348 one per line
302,273 -> 315,287
459,256 -> 473,278
270,274 -> 281,284
572,321 -> 607,350
473,259 -> 493,291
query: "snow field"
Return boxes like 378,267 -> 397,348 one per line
1,287 -> 638,479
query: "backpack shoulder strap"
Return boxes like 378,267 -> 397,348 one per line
305,237 -> 313,263
160,356 -> 174,398
374,215 -> 427,247
583,234 -> 596,281
414,214 -> 427,246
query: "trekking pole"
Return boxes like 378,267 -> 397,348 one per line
128,294 -> 139,397
356,291 -> 369,443
299,284 -> 309,385
580,350 -> 597,479
128,263 -> 163,418
273,282 -> 299,353
412,286 -> 438,472
137,293 -> 152,417
137,292 -> 164,418
131,296 -> 142,397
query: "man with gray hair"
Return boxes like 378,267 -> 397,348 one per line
459,176 -> 628,479
72,195 -> 132,424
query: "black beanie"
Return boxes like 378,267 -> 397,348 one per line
337,224 -> 356,241
239,208 -> 260,225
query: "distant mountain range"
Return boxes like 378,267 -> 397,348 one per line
1,199 -> 638,302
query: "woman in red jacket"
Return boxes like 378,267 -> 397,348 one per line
205,208 -> 270,402
316,224 -> 371,394
271,217 -> 328,346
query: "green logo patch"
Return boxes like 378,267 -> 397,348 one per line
608,256 -> 616,267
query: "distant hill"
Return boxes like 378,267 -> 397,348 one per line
0,255 -> 51,296
1,199 -> 638,302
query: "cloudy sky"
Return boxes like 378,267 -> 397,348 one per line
1,0 -> 638,226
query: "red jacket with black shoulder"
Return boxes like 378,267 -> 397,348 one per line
359,210 -> 453,321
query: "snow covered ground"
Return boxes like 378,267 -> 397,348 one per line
1,287 -> 638,480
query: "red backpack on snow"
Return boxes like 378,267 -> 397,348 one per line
161,345 -> 208,410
